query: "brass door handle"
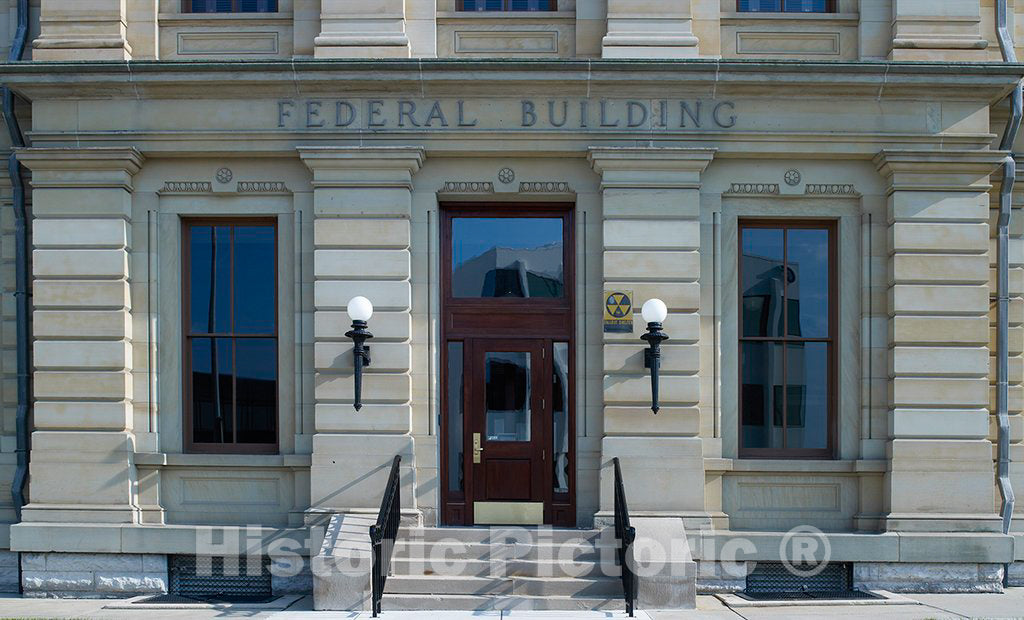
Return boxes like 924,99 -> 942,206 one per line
473,432 -> 483,463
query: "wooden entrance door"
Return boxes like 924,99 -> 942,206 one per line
465,338 -> 547,524
440,204 -> 575,526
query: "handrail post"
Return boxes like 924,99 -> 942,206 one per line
613,457 -> 637,617
370,455 -> 402,617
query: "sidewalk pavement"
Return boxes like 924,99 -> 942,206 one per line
0,590 -> 1021,619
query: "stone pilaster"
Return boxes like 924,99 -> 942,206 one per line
875,149 -> 1005,533
589,147 -> 715,526
33,0 -> 133,61
1006,165 -> 1024,535
17,147 -> 143,524
314,0 -> 411,59
889,0 -> 987,62
601,0 -> 700,59
298,147 -> 422,520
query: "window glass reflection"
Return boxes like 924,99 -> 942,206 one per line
738,0 -> 828,11
552,343 -> 569,494
452,218 -> 564,299
485,352 -> 531,442
741,228 -> 784,337
447,343 -> 465,492
741,341 -> 784,449
189,226 -> 231,334
235,339 -> 278,444
786,229 -> 829,338
234,226 -> 276,334
785,342 -> 829,450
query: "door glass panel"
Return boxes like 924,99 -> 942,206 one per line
552,343 -> 570,494
741,228 -> 784,337
447,342 -> 464,492
451,218 -> 564,298
485,352 -> 531,441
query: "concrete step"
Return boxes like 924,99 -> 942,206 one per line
384,575 -> 622,598
398,527 -> 609,544
379,593 -> 627,612
391,541 -> 613,562
390,557 -> 621,578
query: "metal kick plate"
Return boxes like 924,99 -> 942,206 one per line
474,501 -> 544,525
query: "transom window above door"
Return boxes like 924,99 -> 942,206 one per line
458,0 -> 556,11
184,0 -> 278,13
738,0 -> 834,12
450,216 -> 565,299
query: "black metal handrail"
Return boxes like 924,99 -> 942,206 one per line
370,455 -> 401,617
613,457 -> 637,617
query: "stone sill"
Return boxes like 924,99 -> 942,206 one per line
134,452 -> 311,468
705,458 -> 887,473
721,12 -> 859,24
437,11 -> 576,21
158,12 -> 294,27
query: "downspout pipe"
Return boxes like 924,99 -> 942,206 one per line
996,0 -> 1019,553
2,0 -> 30,520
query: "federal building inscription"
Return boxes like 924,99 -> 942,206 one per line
277,98 -> 738,131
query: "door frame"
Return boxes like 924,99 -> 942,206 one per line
439,202 -> 576,526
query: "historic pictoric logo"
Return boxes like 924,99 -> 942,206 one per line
604,290 -> 634,334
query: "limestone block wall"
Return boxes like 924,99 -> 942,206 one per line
300,147 -> 421,519
876,150 -> 1005,533
1005,167 -> 1024,535
21,552 -> 167,598
590,147 -> 714,523
17,148 -> 142,526
0,172 -> 20,555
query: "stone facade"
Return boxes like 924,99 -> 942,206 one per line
0,0 -> 1021,602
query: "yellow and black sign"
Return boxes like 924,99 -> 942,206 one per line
604,290 -> 634,333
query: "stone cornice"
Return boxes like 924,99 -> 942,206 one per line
874,149 -> 1008,193
15,147 -> 145,190
3,60 -> 1022,102
298,146 -> 425,189
589,147 -> 716,190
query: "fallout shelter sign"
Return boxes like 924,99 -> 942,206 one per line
604,290 -> 634,334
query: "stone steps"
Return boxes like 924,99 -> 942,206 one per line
380,593 -> 627,612
384,575 -> 622,597
390,557 -> 620,578
378,526 -> 626,612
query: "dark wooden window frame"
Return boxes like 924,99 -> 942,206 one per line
457,1 -> 558,12
737,219 -> 838,459
440,203 -> 576,526
182,217 -> 280,455
183,0 -> 279,13
736,0 -> 837,13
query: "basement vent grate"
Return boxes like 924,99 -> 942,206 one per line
169,555 -> 274,602
743,562 -> 877,601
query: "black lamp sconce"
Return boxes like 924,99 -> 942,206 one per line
345,296 -> 374,411
640,299 -> 669,414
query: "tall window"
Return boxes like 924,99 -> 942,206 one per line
184,220 -> 278,453
739,221 -> 835,458
459,0 -> 555,11
738,0 -> 834,12
185,0 -> 278,13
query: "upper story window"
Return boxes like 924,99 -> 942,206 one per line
184,219 -> 278,454
459,0 -> 556,11
739,220 -> 836,459
184,0 -> 278,12
738,0 -> 834,12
